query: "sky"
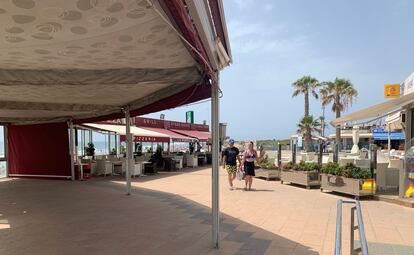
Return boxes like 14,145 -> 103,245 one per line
2,1 -> 413,143
146,0 -> 414,140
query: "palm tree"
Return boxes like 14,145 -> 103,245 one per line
292,76 -> 320,117
320,78 -> 358,146
297,115 -> 321,151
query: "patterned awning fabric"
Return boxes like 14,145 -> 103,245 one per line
0,0 -> 204,123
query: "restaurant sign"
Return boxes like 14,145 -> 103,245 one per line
384,84 -> 400,98
134,117 -> 209,132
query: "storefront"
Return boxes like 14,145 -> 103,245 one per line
331,73 -> 414,200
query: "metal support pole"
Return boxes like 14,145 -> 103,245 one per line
333,142 -> 339,164
277,143 -> 282,167
292,144 -> 297,164
108,132 -> 111,155
68,120 -> 75,181
4,125 -> 9,177
211,82 -> 220,249
318,141 -> 323,166
125,106 -> 132,195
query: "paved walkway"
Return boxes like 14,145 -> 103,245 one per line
0,167 -> 413,255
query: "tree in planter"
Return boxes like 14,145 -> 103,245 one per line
320,78 -> 358,148
110,148 -> 117,155
292,75 -> 320,117
120,145 -> 126,157
258,144 -> 269,165
85,142 -> 95,157
189,142 -> 195,154
297,115 -> 321,151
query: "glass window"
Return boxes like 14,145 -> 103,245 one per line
0,126 -> 4,158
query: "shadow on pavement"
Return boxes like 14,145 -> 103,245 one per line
0,177 -> 319,255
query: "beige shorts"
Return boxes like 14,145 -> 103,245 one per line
226,165 -> 237,174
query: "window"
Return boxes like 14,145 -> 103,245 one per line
0,126 -> 6,178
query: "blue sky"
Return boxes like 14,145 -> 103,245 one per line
0,1 -> 413,144
147,0 -> 414,140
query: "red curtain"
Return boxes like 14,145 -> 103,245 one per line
8,122 -> 71,177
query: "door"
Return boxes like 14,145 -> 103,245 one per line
0,125 -> 6,178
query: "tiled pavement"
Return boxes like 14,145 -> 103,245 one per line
0,167 -> 413,255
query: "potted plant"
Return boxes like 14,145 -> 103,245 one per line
110,148 -> 117,156
280,161 -> 320,189
256,162 -> 280,180
320,162 -> 374,199
85,142 -> 95,159
120,145 -> 126,157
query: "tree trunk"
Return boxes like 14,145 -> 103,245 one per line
304,90 -> 309,117
335,110 -> 341,149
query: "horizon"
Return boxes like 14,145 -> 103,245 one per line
146,0 -> 414,140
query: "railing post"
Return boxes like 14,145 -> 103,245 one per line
277,143 -> 282,167
350,207 -> 356,255
292,144 -> 297,164
333,142 -> 339,163
335,200 -> 342,255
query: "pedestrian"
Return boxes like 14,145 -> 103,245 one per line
222,139 -> 241,190
242,141 -> 258,191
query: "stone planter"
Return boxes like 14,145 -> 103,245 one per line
320,174 -> 375,199
280,170 -> 320,189
255,168 -> 280,180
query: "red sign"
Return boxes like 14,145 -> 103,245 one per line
120,135 -> 169,143
134,117 -> 209,132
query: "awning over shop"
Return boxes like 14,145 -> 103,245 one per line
328,133 -> 373,139
331,91 -> 414,126
372,129 -> 405,141
81,123 -> 170,143
141,127 -> 195,143
0,0 -> 231,124
170,129 -> 211,142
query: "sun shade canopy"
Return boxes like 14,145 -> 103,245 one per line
0,0 -> 231,124
170,129 -> 211,142
331,92 -> 414,127
81,123 -> 169,142
372,130 -> 405,141
140,127 -> 195,142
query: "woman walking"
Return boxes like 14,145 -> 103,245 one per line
242,141 -> 258,191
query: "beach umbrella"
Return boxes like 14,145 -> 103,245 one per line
351,125 -> 360,154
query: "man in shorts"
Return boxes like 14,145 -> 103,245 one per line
222,139 -> 241,190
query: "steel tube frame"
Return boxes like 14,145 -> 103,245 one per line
211,81 -> 220,248
335,200 -> 369,255
125,106 -> 132,195
69,120 -> 75,181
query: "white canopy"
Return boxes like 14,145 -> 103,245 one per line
331,91 -> 414,126
81,123 -> 169,138
0,0 -> 231,124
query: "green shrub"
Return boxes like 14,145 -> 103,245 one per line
322,162 -> 372,179
321,162 -> 342,176
296,161 -> 319,171
285,161 -> 296,170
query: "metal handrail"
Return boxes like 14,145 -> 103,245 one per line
335,200 -> 369,255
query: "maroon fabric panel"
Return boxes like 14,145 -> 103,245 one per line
74,83 -> 211,124
162,0 -> 214,79
208,0 -> 228,53
8,123 -> 71,176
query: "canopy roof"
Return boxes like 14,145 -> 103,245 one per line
0,0 -> 231,124
331,91 -> 414,127
170,129 -> 211,142
81,123 -> 170,142
372,130 -> 405,141
141,127 -> 194,143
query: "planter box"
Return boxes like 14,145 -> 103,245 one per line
255,168 -> 280,180
280,170 -> 320,189
320,174 -> 375,199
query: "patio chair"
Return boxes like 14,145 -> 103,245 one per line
339,158 -> 354,166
